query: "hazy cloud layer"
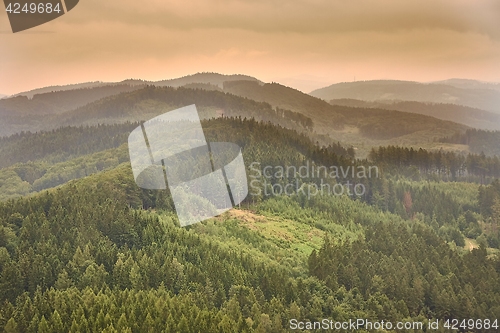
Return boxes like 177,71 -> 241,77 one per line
0,0 -> 499,94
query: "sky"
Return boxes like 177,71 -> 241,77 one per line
1,0 -> 499,95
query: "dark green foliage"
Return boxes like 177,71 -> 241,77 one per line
440,129 -> 500,157
0,113 -> 498,331
310,224 -> 500,319
369,145 -> 500,181
0,123 -> 138,169
479,180 -> 500,217
0,118 -> 356,201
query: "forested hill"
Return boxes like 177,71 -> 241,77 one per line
0,117 -> 353,201
1,77 -> 474,159
154,72 -> 261,88
329,99 -> 500,131
310,80 -> 500,113
0,123 -> 139,169
0,117 -> 499,331
0,84 -> 143,116
223,80 -> 346,131
0,116 -> 497,202
2,77 -> 470,145
5,73 -> 261,116
58,86 -> 313,131
222,80 -> 468,141
0,86 -> 314,139
11,73 -> 261,99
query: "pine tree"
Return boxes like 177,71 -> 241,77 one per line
4,318 -> 19,333
37,316 -> 50,333
51,310 -> 64,333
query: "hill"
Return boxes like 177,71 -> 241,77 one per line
223,80 -> 346,132
55,84 -> 470,159
12,82 -> 113,99
433,79 -> 500,92
0,84 -> 309,138
0,116 -> 348,200
0,84 -> 143,117
11,73 -> 261,98
330,99 -> 500,131
2,74 -> 259,116
154,72 -> 261,88
0,75 -> 479,159
0,73 -> 262,137
222,80 -> 469,156
310,80 -> 500,113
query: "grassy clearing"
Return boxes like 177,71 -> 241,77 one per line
227,209 -> 324,255
464,238 -> 479,251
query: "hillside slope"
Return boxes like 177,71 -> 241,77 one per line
330,99 -> 500,131
311,80 -> 500,113
433,79 -> 500,92
0,76 -> 478,159
0,117 -> 499,332
222,80 -> 469,156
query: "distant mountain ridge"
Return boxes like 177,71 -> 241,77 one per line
12,73 -> 261,98
432,79 -> 500,92
223,80 -> 346,132
223,80 -> 466,140
11,82 -> 112,99
1,72 -> 261,118
329,99 -> 500,131
1,84 -> 142,116
310,80 -> 500,113
154,72 -> 261,88
3,73 -> 496,158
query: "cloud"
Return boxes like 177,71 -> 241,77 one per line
0,0 -> 498,94
65,0 -> 500,37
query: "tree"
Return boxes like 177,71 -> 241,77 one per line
37,316 -> 50,333
4,318 -> 19,333
403,191 -> 413,218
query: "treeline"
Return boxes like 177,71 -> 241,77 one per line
0,84 -> 142,116
0,118 -> 356,201
274,107 -> 313,131
359,119 -> 430,140
440,129 -> 500,157
369,146 -> 500,181
62,86 -> 315,135
0,123 -> 138,169
337,107 -> 465,140
1,85 -> 316,140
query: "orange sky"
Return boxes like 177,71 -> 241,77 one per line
1,0 -> 499,95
